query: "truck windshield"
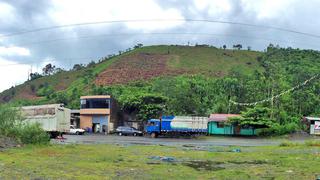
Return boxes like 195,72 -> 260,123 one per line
147,122 -> 156,126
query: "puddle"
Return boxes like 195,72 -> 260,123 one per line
228,160 -> 268,164
148,156 -> 177,162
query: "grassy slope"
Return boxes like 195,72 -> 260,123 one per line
135,45 -> 262,74
0,144 -> 319,179
0,45 -> 263,103
0,69 -> 84,102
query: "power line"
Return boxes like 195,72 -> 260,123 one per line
1,19 -> 320,39
230,74 -> 320,106
12,32 -> 319,48
0,57 -> 102,67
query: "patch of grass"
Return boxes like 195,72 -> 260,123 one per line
136,45 -> 262,75
279,141 -> 300,147
0,144 -> 319,179
305,140 -> 320,146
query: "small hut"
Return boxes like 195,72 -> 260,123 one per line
207,114 -> 258,136
303,117 -> 320,135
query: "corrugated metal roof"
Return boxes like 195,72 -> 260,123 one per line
21,104 -> 64,109
80,95 -> 111,99
305,117 -> 320,121
208,114 -> 240,122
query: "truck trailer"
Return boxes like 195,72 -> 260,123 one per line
20,104 -> 70,138
146,116 -> 208,138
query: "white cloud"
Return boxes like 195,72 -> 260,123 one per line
0,2 -> 16,23
0,58 -> 30,92
241,0 -> 297,20
0,46 -> 31,56
193,0 -> 232,16
49,0 -> 184,31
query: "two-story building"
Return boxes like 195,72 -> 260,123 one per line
80,95 -> 115,133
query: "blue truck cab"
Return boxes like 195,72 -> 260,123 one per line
146,116 -> 174,138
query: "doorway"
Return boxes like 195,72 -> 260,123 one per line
92,116 -> 108,133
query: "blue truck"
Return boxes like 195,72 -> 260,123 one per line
146,116 -> 208,138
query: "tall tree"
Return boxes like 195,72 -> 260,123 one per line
42,63 -> 56,75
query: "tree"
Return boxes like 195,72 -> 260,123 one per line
223,45 -> 227,50
87,61 -> 96,67
42,63 -> 56,75
29,72 -> 42,80
233,44 -> 242,50
54,68 -> 64,74
72,64 -> 84,71
229,107 -> 275,128
134,43 -> 143,49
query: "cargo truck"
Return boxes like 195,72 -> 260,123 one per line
146,116 -> 208,138
20,104 -> 71,138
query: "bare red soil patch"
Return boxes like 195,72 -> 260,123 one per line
15,86 -> 41,101
95,53 -> 187,86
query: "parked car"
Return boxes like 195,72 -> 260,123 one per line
69,125 -> 85,135
116,126 -> 143,136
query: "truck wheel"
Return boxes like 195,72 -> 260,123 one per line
151,132 -> 157,138
76,131 -> 80,135
133,133 -> 137,136
50,132 -> 59,139
119,132 -> 122,136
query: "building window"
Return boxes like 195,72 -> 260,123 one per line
80,99 -> 86,105
81,98 -> 110,109
217,122 -> 224,128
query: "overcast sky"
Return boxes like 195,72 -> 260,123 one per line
1,0 -> 320,92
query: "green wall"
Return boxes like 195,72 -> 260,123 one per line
208,122 -> 257,136
208,122 -> 233,135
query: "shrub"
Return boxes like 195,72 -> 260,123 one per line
0,106 -> 21,136
279,141 -> 299,147
0,105 -> 50,145
258,123 -> 300,136
16,123 -> 50,145
37,85 -> 54,97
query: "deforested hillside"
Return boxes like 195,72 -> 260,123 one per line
0,45 -> 262,104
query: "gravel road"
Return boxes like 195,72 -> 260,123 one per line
51,134 -> 313,147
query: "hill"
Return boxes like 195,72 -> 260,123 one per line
0,45 -> 262,104
1,44 -> 320,135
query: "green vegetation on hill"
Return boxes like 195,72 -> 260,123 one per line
0,45 -> 262,105
134,45 -> 262,74
1,44 -> 320,135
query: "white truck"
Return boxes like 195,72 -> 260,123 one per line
20,104 -> 70,138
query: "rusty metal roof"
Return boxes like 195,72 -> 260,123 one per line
208,114 -> 240,122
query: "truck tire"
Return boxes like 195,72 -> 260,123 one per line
76,131 -> 80,135
118,132 -> 122,136
49,132 -> 59,139
133,133 -> 137,136
151,132 -> 157,138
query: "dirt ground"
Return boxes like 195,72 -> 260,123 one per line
95,53 -> 187,85
53,134 -> 320,147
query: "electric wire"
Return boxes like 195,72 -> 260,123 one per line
1,19 -> 319,39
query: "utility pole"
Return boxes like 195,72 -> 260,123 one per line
28,64 -> 33,81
